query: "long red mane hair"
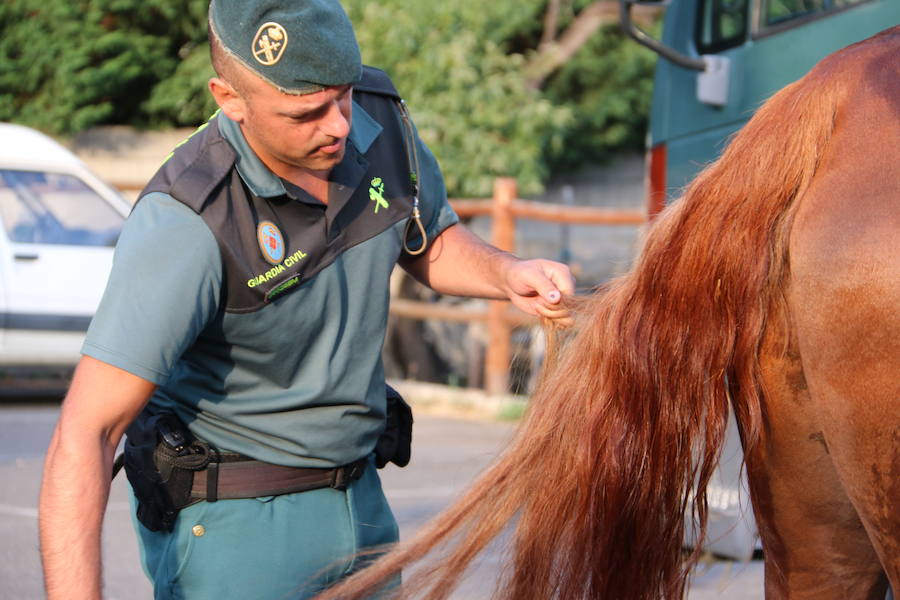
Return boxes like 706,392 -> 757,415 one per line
316,31 -> 866,600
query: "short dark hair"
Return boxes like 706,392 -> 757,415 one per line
208,21 -> 254,99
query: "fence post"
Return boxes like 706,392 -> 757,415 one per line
485,177 -> 516,396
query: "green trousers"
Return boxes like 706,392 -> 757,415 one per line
132,456 -> 399,599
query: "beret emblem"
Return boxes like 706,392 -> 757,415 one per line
252,22 -> 288,66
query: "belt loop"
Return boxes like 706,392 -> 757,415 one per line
330,466 -> 346,491
330,458 -> 366,491
206,461 -> 219,502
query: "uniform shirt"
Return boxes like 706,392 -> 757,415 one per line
83,105 -> 458,468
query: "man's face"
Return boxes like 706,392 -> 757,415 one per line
221,73 -> 354,178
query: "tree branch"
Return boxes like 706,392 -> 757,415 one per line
539,0 -> 562,49
525,0 -> 661,89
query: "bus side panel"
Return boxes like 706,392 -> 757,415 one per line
650,0 -> 900,201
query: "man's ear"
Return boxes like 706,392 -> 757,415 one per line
208,77 -> 247,123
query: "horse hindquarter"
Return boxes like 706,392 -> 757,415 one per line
779,34 -> 900,596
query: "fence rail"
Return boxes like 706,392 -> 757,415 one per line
419,177 -> 646,395
451,197 -> 645,225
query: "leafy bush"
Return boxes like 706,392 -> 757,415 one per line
0,0 -> 210,132
543,22 -> 657,172
347,0 -> 573,196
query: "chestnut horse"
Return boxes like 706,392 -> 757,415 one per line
320,27 -> 900,599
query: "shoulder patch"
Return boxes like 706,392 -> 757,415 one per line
257,221 -> 286,265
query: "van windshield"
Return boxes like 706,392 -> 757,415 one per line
0,169 -> 124,247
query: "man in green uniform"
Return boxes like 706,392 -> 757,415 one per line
38,1 -> 574,598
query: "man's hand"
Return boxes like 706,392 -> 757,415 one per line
499,258 -> 575,326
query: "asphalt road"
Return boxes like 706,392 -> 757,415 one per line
0,399 -> 764,599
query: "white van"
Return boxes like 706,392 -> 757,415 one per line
0,123 -> 130,373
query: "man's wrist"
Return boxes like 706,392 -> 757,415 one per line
491,251 -> 520,298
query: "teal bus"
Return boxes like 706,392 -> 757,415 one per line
622,0 -> 900,215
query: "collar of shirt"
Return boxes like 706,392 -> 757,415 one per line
217,100 -> 383,202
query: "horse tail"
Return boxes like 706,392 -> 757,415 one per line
317,53 -> 848,600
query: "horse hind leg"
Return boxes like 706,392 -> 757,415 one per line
785,219 -> 900,596
743,311 -> 890,599
783,53 -> 900,593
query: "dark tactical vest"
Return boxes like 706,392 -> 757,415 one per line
141,67 -> 415,313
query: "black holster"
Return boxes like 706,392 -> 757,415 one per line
123,412 -> 212,532
374,384 -> 413,469
123,385 -> 411,532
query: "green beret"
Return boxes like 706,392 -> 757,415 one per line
209,0 -> 362,95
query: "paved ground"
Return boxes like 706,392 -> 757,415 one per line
0,399 -> 763,599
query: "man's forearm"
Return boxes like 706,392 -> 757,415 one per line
39,356 -> 155,600
39,426 -> 115,600
401,223 -> 575,323
401,223 -> 518,298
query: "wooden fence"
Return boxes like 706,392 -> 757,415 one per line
111,177 -> 648,396
422,177 -> 645,395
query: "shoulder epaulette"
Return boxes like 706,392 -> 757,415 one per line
139,117 -> 236,214
355,66 -> 401,100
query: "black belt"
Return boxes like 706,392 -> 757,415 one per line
189,454 -> 368,502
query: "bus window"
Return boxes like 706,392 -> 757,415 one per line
697,0 -> 750,53
760,0 -> 869,30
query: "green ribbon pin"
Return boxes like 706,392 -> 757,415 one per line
369,177 -> 389,214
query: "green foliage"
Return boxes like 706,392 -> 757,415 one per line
346,0 -> 571,196
0,0 -> 657,197
0,0 -> 209,134
542,23 -> 658,171
143,42 -> 217,127
346,0 -> 657,195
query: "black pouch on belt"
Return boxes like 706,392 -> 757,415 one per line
123,412 -> 212,532
374,384 -> 414,469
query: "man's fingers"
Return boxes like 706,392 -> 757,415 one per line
533,300 -> 570,319
520,271 -> 562,304
512,260 -> 573,305
508,292 -> 574,327
545,263 -> 576,297
512,296 -> 573,327
535,305 -> 574,328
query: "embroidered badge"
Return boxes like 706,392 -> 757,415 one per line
252,22 -> 288,66
369,177 -> 389,214
257,221 -> 285,265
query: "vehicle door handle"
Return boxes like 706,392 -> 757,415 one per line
14,252 -> 40,260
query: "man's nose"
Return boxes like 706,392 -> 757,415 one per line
321,102 -> 351,139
